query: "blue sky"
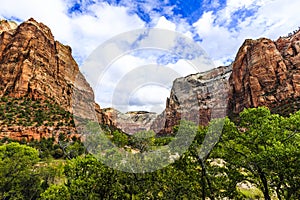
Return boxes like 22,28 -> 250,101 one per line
1,0 -> 300,112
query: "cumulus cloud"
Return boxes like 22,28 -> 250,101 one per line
94,51 -> 200,112
0,0 -> 145,65
193,0 -> 300,66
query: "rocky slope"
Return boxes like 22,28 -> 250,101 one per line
100,108 -> 157,135
0,18 -> 99,140
1,18 -> 300,138
153,65 -> 232,134
228,30 -> 300,117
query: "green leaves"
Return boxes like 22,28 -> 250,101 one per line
40,184 -> 70,200
1,107 -> 299,199
217,107 -> 300,199
0,97 -> 74,128
0,143 -> 41,199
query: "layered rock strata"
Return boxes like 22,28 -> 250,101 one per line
2,18 -> 300,138
228,30 -> 300,117
100,108 -> 157,135
153,65 -> 232,134
0,18 -> 99,140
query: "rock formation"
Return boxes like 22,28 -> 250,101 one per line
153,65 -> 232,134
228,30 -> 300,117
98,65 -> 232,135
100,108 -> 157,135
0,20 -> 17,34
155,30 -> 300,134
0,18 -> 100,140
0,18 -> 94,118
2,18 -> 300,139
0,125 -> 77,141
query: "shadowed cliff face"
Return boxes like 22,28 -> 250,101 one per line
228,30 -> 300,117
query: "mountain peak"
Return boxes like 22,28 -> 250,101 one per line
0,19 -> 18,34
0,19 -> 95,117
0,18 -> 103,140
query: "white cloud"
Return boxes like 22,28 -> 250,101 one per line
95,53 -> 192,112
128,85 -> 170,113
193,11 -> 240,66
255,0 -> 300,38
0,0 -> 72,40
155,16 -> 176,31
0,0 -> 145,65
193,0 -> 300,66
2,0 -> 300,112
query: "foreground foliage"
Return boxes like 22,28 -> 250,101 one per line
0,107 -> 299,199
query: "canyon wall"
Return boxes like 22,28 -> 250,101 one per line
2,18 -> 300,138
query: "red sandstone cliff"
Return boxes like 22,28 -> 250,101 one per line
2,18 -> 300,138
0,18 -> 94,116
160,30 -> 300,133
0,18 -> 99,140
228,30 -> 300,117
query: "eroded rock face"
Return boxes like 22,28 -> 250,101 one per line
99,66 -> 232,135
158,30 -> 300,133
228,31 -> 300,116
2,18 -> 300,138
0,18 -> 99,140
0,125 -> 78,141
0,20 -> 17,34
154,66 -> 232,134
100,108 -> 158,135
0,18 -> 94,119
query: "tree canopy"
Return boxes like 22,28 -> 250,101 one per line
1,107 -> 299,199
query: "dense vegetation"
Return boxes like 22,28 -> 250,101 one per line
0,96 -> 74,127
0,107 -> 299,199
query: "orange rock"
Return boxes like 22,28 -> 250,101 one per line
228,30 -> 300,116
0,18 -> 94,118
0,18 -> 98,141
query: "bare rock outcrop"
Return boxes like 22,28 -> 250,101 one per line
0,18 -> 94,118
2,18 -> 300,138
0,125 -> 78,141
0,19 -> 17,34
100,108 -> 158,135
159,30 -> 300,134
228,30 -> 300,117
154,66 -> 231,134
0,18 -> 101,140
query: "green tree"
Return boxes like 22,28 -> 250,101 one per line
111,130 -> 128,147
0,142 -> 41,199
216,107 -> 300,199
128,130 -> 156,153
55,155 -> 123,199
40,184 -> 70,200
